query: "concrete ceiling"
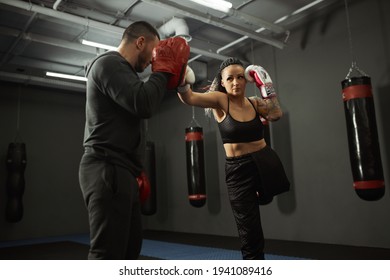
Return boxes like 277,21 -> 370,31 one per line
0,0 -> 346,91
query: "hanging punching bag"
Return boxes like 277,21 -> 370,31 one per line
5,142 -> 27,222
185,126 -> 206,207
341,76 -> 385,201
141,141 -> 157,215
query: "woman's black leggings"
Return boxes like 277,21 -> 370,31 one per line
225,153 -> 265,260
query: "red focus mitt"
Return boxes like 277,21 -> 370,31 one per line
152,36 -> 190,90
136,171 -> 151,203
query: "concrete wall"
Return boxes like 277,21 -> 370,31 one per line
0,84 -> 88,241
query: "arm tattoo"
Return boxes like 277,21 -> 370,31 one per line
255,97 -> 282,121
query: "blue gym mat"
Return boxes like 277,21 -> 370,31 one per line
0,234 -> 89,249
141,239 -> 306,260
0,234 -> 305,260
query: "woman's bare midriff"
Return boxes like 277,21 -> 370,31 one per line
223,138 -> 267,157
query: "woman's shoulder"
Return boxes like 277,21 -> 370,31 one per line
248,95 -> 264,107
248,95 -> 261,102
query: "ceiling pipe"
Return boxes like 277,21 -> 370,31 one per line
157,0 -> 287,34
217,26 -> 290,54
0,0 -> 267,63
217,35 -> 250,54
1,25 -> 234,67
188,54 -> 202,63
0,0 -> 124,36
53,0 -> 63,11
0,25 -> 238,71
188,0 -> 254,63
0,0 -> 231,61
141,0 -> 286,49
217,0 -> 332,54
225,8 -> 286,34
0,12 -> 37,67
158,17 -> 192,42
0,26 -> 97,54
190,47 -> 230,62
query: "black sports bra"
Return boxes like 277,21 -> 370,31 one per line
218,97 -> 264,144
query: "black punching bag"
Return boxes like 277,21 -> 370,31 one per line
5,142 -> 27,222
185,126 -> 206,207
141,141 -> 157,215
341,76 -> 385,201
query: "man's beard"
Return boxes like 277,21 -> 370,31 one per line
135,51 -> 148,73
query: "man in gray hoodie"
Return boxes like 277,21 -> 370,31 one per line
79,21 -> 189,259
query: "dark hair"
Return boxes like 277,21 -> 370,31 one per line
212,57 -> 244,93
205,57 -> 244,118
122,21 -> 160,42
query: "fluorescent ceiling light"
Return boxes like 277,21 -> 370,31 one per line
81,39 -> 117,51
292,0 -> 325,15
189,0 -> 232,13
274,16 -> 289,24
46,71 -> 87,82
272,0 -> 325,25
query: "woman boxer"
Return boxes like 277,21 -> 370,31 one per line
177,57 -> 290,260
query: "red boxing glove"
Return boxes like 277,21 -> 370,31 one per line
136,171 -> 151,203
245,65 -> 276,98
152,36 -> 190,90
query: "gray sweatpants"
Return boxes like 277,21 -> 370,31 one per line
79,150 -> 142,259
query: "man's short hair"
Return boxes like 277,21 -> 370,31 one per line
122,21 -> 160,42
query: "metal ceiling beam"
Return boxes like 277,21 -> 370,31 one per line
190,46 -> 230,62
141,0 -> 286,49
11,56 -> 84,74
0,0 -> 231,61
0,25 -> 234,75
0,0 -> 124,36
0,71 -> 86,92
0,11 -> 37,67
0,26 -> 97,55
226,6 -> 286,34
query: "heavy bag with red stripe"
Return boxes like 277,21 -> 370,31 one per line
141,141 -> 157,215
341,76 -> 385,201
185,126 -> 206,207
5,142 -> 27,222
